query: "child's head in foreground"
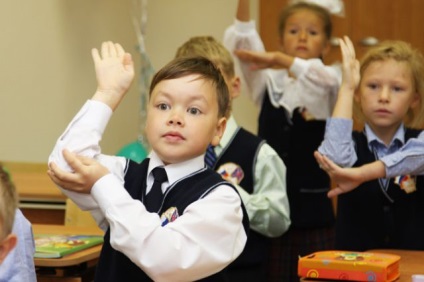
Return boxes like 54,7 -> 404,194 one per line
278,1 -> 332,60
146,56 -> 230,165
354,40 -> 424,130
0,165 -> 18,264
175,36 -> 240,118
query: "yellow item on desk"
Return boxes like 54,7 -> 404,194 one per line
298,250 -> 400,281
65,199 -> 97,227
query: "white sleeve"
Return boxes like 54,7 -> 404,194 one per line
223,19 -> 269,107
289,58 -> 342,119
48,100 -> 127,230
236,143 -> 291,237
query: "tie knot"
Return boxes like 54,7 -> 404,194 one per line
152,167 -> 168,183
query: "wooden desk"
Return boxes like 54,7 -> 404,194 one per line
33,224 -> 104,282
370,249 -> 424,282
5,162 -> 67,224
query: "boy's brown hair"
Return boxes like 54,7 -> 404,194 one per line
149,56 -> 230,119
0,165 -> 18,239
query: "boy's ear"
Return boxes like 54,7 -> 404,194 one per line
229,76 -> 241,99
410,92 -> 420,109
211,117 -> 227,146
0,234 -> 17,264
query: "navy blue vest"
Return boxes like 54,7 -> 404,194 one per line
211,128 -> 269,268
258,91 -> 335,228
336,129 -> 424,251
95,158 -> 249,282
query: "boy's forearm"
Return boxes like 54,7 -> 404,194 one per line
359,161 -> 386,183
92,89 -> 125,112
331,84 -> 354,119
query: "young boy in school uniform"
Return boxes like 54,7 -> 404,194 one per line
48,41 -> 249,282
175,36 -> 291,282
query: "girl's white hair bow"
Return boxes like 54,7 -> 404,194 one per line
289,0 -> 345,17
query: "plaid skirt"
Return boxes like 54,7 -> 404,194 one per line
267,226 -> 335,282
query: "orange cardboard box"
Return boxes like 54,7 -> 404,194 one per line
298,251 -> 400,281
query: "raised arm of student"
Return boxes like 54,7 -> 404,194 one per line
48,41 -> 134,228
223,0 -> 268,107
318,36 -> 360,166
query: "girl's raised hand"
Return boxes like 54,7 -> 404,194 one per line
339,36 -> 360,91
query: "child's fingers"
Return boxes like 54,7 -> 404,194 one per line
62,149 -> 85,173
48,162 -> 79,184
345,36 -> 355,58
91,48 -> 101,65
314,151 -> 327,170
101,41 -> 113,59
108,41 -> 117,58
74,154 -> 96,166
115,43 -> 125,57
327,187 -> 342,198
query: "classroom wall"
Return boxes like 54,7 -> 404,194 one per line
0,0 -> 259,163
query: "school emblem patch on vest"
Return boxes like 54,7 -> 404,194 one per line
217,162 -> 244,185
160,207 -> 179,226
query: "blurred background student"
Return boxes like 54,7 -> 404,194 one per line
224,0 -> 342,280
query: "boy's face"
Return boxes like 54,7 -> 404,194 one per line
280,9 -> 329,60
356,59 -> 419,135
145,74 -> 226,165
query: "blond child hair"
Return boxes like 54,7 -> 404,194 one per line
0,165 -> 17,240
175,36 -> 236,118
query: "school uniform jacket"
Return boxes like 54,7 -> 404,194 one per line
95,158 -> 250,282
336,129 -> 424,251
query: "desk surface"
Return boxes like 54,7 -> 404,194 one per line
5,162 -> 66,202
33,224 -> 104,267
370,249 -> 424,281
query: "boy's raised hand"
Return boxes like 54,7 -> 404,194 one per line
48,149 -> 110,194
92,41 -> 135,111
339,36 -> 360,92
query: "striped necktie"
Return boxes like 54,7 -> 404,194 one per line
204,145 -> 217,169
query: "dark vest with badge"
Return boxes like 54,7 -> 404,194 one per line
258,91 -> 335,228
211,127 -> 268,268
336,129 -> 424,251
94,158 -> 249,282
